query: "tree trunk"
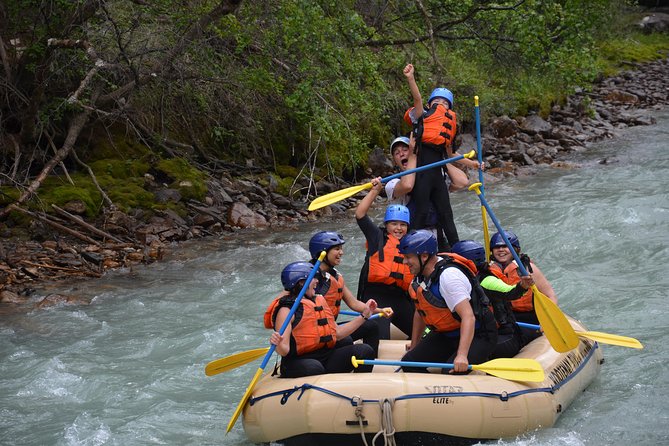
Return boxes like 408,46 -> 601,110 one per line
0,109 -> 92,218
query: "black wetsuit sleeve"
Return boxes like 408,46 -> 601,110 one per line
487,284 -> 527,301
356,215 -> 384,255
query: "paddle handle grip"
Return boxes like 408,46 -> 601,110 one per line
263,251 -> 326,368
469,183 -> 530,277
380,151 -> 474,185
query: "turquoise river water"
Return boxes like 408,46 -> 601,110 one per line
1,111 -> 668,445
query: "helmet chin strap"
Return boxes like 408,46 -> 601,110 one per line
417,253 -> 430,277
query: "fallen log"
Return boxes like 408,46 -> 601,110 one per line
19,260 -> 102,277
8,205 -> 101,246
51,204 -> 124,243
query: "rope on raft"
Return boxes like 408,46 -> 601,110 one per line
249,342 -> 598,407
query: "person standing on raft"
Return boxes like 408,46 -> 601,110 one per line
402,64 -> 480,251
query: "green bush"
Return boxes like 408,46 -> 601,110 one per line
156,158 -> 208,201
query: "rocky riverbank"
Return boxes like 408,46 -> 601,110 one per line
1,57 -> 668,310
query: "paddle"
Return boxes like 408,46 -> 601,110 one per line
308,150 -> 476,211
225,251 -> 327,434
205,348 -> 270,377
468,183 -> 579,353
516,322 -> 643,349
339,310 -> 386,320
474,96 -> 491,261
351,356 -> 545,383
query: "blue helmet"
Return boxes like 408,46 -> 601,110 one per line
452,240 -> 486,266
389,136 -> 410,155
309,231 -> 345,259
281,261 -> 313,291
398,229 -> 437,256
384,205 -> 410,225
428,87 -> 454,108
490,230 -> 520,251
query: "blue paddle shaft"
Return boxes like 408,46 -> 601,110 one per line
261,255 -> 324,368
475,103 -> 484,193
517,322 -> 541,331
381,153 -> 467,184
360,358 -> 470,371
338,310 -> 381,320
474,193 -> 530,277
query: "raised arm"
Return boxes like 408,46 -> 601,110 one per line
355,177 -> 384,219
403,64 -> 423,113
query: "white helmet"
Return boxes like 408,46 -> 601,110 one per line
389,136 -> 410,155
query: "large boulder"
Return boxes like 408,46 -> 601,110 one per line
227,202 -> 268,228
519,114 -> 552,136
489,115 -> 518,138
154,188 -> 182,203
638,13 -> 669,34
367,147 -> 394,176
604,89 -> 640,104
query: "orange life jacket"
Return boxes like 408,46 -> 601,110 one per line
264,292 -> 338,356
409,254 -> 489,333
366,232 -> 413,291
488,261 -> 534,312
404,104 -> 457,150
315,269 -> 345,319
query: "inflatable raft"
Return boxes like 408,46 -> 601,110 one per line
241,317 -> 603,445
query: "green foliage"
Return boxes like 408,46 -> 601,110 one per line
103,180 -> 155,212
89,159 -> 150,179
155,158 -> 208,201
37,176 -> 102,218
0,187 -> 21,206
276,176 -> 297,197
275,165 -> 300,178
5,0 -> 666,188
85,135 -> 153,163
596,32 -> 669,76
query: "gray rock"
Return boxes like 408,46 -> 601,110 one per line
268,174 -> 279,193
489,115 -> 518,138
227,202 -> 268,228
519,114 -> 552,136
63,200 -> 87,215
271,193 -> 292,208
638,13 -> 669,34
154,189 -> 182,203
367,147 -> 394,175
315,180 -> 338,194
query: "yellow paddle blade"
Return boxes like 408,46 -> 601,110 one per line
481,207 -> 490,262
472,358 -> 545,382
308,182 -> 372,211
533,286 -> 579,353
576,330 -> 643,349
205,347 -> 270,377
226,367 -> 263,434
